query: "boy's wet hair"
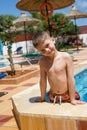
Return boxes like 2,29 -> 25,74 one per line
32,31 -> 50,47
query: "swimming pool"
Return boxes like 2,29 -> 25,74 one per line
0,63 -> 9,68
68,51 -> 78,55
0,58 -> 9,68
23,52 -> 42,59
75,68 -> 87,102
0,58 -> 21,69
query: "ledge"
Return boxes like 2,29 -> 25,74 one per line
12,83 -> 87,130
0,69 -> 39,84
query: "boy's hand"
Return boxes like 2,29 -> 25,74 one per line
71,99 -> 86,105
35,97 -> 45,102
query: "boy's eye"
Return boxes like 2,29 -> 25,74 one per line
40,44 -> 49,53
46,44 -> 49,48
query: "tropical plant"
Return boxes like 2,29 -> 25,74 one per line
0,15 -> 16,75
44,13 -> 79,36
31,12 -> 79,35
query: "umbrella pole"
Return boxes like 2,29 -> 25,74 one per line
45,0 -> 52,36
24,21 -> 28,54
74,17 -> 79,51
14,29 -> 17,50
47,18 -> 52,36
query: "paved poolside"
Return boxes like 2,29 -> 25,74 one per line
0,47 -> 87,130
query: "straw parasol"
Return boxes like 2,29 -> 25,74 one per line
16,0 -> 75,12
13,13 -> 41,53
65,5 -> 87,19
16,0 -> 75,36
13,13 -> 41,27
65,5 -> 87,50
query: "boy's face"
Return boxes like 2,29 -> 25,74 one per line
36,38 -> 55,57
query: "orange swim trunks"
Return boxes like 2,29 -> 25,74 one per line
48,90 -> 80,103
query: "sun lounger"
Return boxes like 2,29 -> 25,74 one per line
23,57 -> 32,65
0,73 -> 7,79
23,52 -> 42,64
16,46 -> 23,54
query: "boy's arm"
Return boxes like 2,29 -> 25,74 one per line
65,53 -> 75,101
40,66 -> 47,101
35,59 -> 47,102
65,53 -> 85,105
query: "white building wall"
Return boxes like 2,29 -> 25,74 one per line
3,40 -> 36,55
79,34 -> 87,46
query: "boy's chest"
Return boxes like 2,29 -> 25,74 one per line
44,57 -> 66,73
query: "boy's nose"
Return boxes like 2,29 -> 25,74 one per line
45,48 -> 50,52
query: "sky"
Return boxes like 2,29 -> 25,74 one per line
0,0 -> 87,26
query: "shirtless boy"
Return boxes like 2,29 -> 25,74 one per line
32,31 -> 85,105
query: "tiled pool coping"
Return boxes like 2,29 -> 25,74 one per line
74,64 -> 87,75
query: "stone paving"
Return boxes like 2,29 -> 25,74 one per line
0,64 -> 40,130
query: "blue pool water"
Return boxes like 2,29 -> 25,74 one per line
68,51 -> 78,55
0,63 -> 7,68
0,61 -> 9,68
75,68 -> 87,102
23,52 -> 42,59
0,63 -> 9,68
0,57 -> 9,68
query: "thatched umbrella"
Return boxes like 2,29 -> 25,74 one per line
16,0 -> 75,36
16,0 -> 75,11
65,5 -> 87,19
13,13 -> 41,53
65,5 -> 87,50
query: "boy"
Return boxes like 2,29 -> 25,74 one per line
32,31 -> 85,105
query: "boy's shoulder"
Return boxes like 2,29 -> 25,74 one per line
60,51 -> 71,60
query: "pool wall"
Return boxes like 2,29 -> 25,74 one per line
12,64 -> 87,130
